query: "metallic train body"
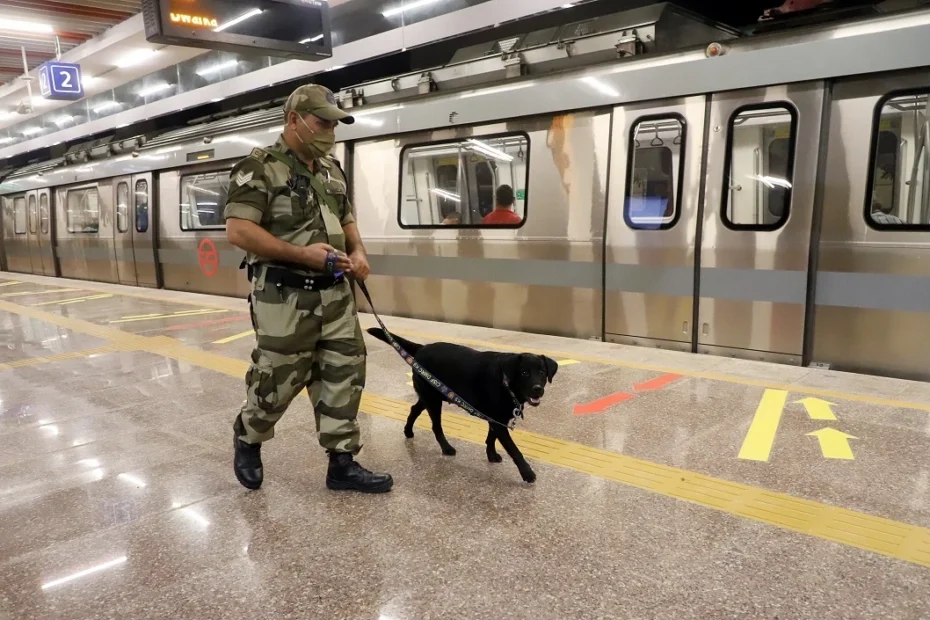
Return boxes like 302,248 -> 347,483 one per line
3,7 -> 930,380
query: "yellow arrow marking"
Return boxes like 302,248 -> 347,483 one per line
738,389 -> 788,462
213,330 -> 254,345
406,371 -> 413,387
558,359 -> 581,366
794,397 -> 837,421
807,427 -> 857,460
0,281 -> 22,287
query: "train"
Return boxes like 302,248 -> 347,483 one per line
2,3 -> 930,381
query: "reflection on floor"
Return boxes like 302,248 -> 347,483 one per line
1,273 -> 929,619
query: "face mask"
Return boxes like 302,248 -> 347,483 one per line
296,115 -> 336,159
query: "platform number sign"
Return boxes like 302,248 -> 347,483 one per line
37,62 -> 84,101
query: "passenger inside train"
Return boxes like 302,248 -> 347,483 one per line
481,184 -> 523,225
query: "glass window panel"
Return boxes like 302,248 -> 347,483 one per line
399,133 -> 529,228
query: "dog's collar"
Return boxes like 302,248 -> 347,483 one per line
501,370 -> 525,430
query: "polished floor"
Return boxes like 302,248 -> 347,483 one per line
1,273 -> 929,619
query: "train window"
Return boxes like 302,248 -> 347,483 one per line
39,194 -> 49,234
624,116 -> 686,230
116,182 -> 130,233
180,172 -> 228,230
866,91 -> 930,229
135,180 -> 149,233
398,132 -> 530,228
66,188 -> 100,233
13,197 -> 26,234
27,195 -> 37,234
722,104 -> 797,230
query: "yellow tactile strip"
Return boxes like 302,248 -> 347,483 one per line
2,298 -> 930,570
6,275 -> 930,414
0,343 -> 135,372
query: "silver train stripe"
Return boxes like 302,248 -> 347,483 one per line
699,267 -> 808,305
368,254 -> 601,289
158,248 -> 243,269
817,271 -> 930,313
605,264 -> 693,297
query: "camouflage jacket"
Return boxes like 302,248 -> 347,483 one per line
223,135 -> 354,272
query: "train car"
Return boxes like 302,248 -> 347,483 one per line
2,5 -> 930,380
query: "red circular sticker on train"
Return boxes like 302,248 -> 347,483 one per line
198,239 -> 219,277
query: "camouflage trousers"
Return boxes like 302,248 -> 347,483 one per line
234,273 -> 366,453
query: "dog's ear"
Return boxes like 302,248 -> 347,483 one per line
541,355 -> 558,383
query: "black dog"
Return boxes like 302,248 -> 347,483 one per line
366,328 -> 558,483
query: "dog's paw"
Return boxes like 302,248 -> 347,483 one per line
442,445 -> 457,456
487,452 -> 503,463
520,469 -> 537,484
404,427 -> 414,439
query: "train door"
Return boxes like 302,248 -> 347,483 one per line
604,96 -> 706,350
696,82 -> 824,363
37,188 -> 56,275
113,176 -> 138,286
132,173 -> 157,288
25,190 -> 42,274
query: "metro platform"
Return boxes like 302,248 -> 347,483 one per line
1,274 -> 928,620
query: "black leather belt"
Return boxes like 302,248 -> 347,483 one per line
247,262 -> 344,292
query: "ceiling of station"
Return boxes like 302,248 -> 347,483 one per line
0,1 -> 142,86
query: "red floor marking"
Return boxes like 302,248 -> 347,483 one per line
633,373 -> 682,392
573,392 -> 635,416
159,315 -> 251,332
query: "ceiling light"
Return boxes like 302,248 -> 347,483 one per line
325,65 -> 345,72
0,137 -> 14,145
22,127 -> 43,136
0,19 -> 54,34
114,49 -> 157,68
53,115 -> 73,126
137,82 -> 172,97
196,60 -> 239,77
300,34 -> 324,43
467,139 -> 513,162
354,117 -> 384,127
382,0 -> 443,18
82,75 -> 97,87
93,101 -> 121,113
561,3 -> 575,7
430,188 -> 460,202
214,8 -> 263,32
353,104 -> 404,118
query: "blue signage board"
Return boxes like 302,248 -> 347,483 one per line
38,62 -> 84,101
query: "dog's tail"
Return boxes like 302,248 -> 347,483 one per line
366,327 -> 423,355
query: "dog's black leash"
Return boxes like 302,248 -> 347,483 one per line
356,280 -> 524,430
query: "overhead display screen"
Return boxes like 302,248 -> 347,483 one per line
143,0 -> 332,61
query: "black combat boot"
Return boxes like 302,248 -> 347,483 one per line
233,434 -> 263,490
326,452 -> 393,493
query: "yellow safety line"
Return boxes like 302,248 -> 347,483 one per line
212,330 -> 254,345
385,328 -> 930,414
1,297 -> 929,569
108,309 -> 228,324
15,274 -> 926,413
0,343 -> 134,372
0,288 -> 83,298
33,293 -> 114,307
0,281 -> 22,287
558,359 -> 581,366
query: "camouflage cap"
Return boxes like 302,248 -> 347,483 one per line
284,84 -> 354,125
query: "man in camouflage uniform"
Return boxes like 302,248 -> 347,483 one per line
223,84 -> 393,493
